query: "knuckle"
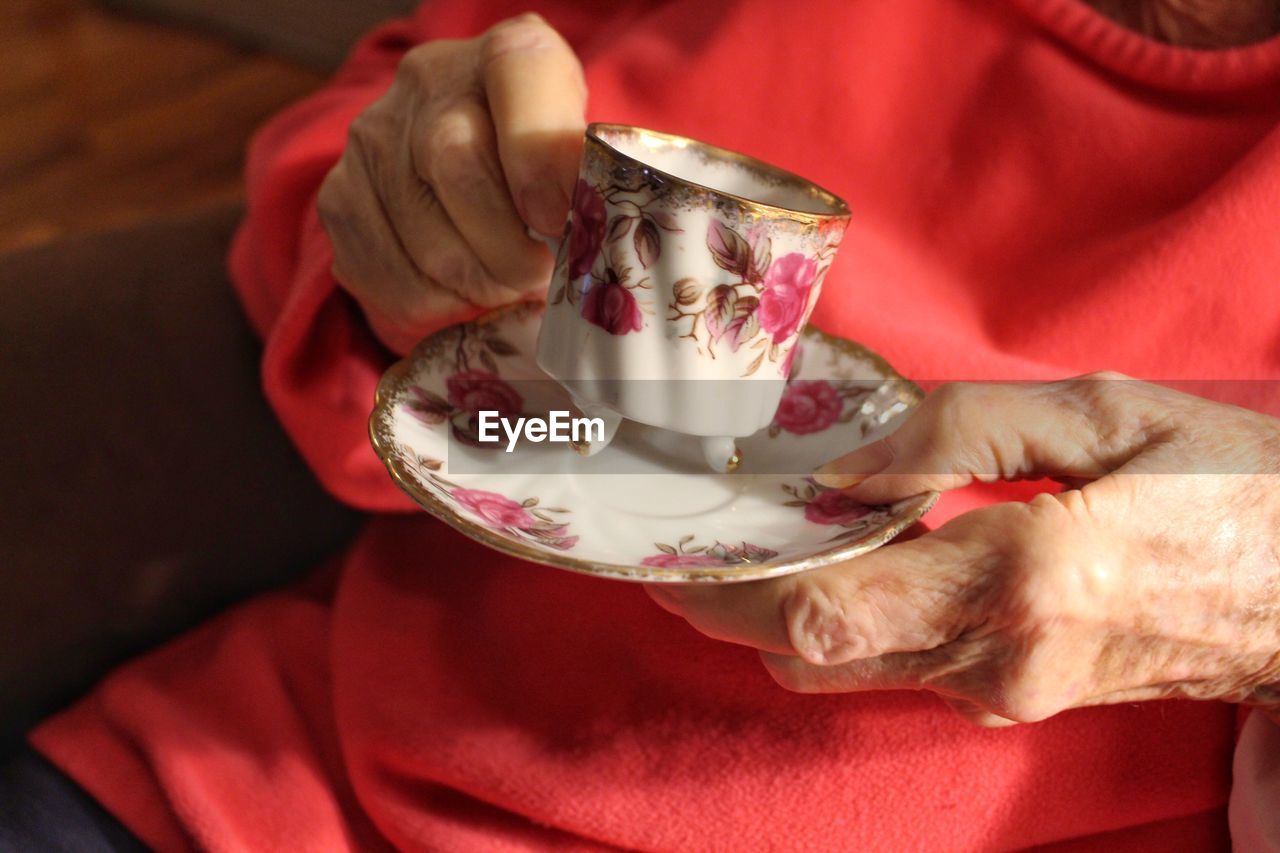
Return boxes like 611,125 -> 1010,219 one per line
511,10 -> 549,26
345,108 -> 381,151
424,110 -> 483,188
1054,372 -> 1122,416
1052,371 -> 1150,433
1076,369 -> 1131,385
1025,492 -> 1111,620
398,41 -> 447,84
909,382 -> 979,453
315,168 -> 347,227
999,499 -> 1073,619
782,579 -> 852,662
481,14 -> 562,65
919,382 -> 988,440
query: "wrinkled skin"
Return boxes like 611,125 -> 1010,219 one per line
316,10 -> 1280,725
647,376 -> 1280,726
317,14 -> 586,355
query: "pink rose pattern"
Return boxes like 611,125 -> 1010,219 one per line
397,324 -> 579,552
452,485 -> 578,551
434,481 -> 578,551
567,179 -> 608,281
803,488 -> 872,526
396,307 -> 908,563
452,487 -> 535,528
668,219 -> 832,376
551,177 -> 679,336
408,369 -> 525,449
772,380 -> 842,435
767,379 -> 878,439
580,270 -> 644,335
400,322 -> 526,446
757,253 -> 818,342
553,170 -> 836,357
783,480 -> 895,543
446,370 -> 523,418
643,537 -> 779,568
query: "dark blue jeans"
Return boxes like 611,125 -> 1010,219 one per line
0,745 -> 145,852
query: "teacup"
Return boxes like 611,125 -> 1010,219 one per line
536,123 -> 850,471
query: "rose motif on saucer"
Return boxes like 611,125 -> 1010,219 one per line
643,536 -> 779,568
782,479 -> 898,543
767,380 -> 883,440
432,478 -> 578,552
370,302 -> 937,583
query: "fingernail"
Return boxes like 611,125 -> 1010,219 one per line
519,185 -> 569,238
812,471 -> 867,489
813,441 -> 893,488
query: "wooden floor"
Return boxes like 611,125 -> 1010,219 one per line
0,0 -> 326,253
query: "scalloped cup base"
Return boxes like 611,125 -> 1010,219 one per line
369,303 -> 938,584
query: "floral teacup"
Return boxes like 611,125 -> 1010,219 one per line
536,124 -> 850,471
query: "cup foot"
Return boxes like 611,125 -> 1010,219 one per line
567,395 -> 623,457
701,435 -> 742,474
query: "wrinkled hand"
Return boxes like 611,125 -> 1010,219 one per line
318,13 -> 585,354
647,374 -> 1280,726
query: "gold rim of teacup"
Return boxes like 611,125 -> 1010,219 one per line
586,123 -> 851,225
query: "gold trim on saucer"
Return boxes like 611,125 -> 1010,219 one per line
368,303 -> 937,584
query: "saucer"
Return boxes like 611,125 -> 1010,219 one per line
369,303 -> 937,583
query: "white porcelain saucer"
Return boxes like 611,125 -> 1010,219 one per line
369,303 -> 937,583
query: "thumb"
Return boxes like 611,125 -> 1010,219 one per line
813,377 -> 1134,504
479,14 -> 588,237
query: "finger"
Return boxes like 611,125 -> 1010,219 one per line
478,13 -> 587,236
642,524 -> 931,654
644,579 -> 798,655
760,644 -> 954,693
940,696 -> 1019,728
813,375 -> 1144,504
318,155 -> 475,353
411,96 -> 551,291
326,141 -> 481,352
645,512 -> 997,664
371,132 -> 533,316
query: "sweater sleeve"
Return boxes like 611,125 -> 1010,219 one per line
227,1 -> 636,512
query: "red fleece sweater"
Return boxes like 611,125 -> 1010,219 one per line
31,0 -> 1280,850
